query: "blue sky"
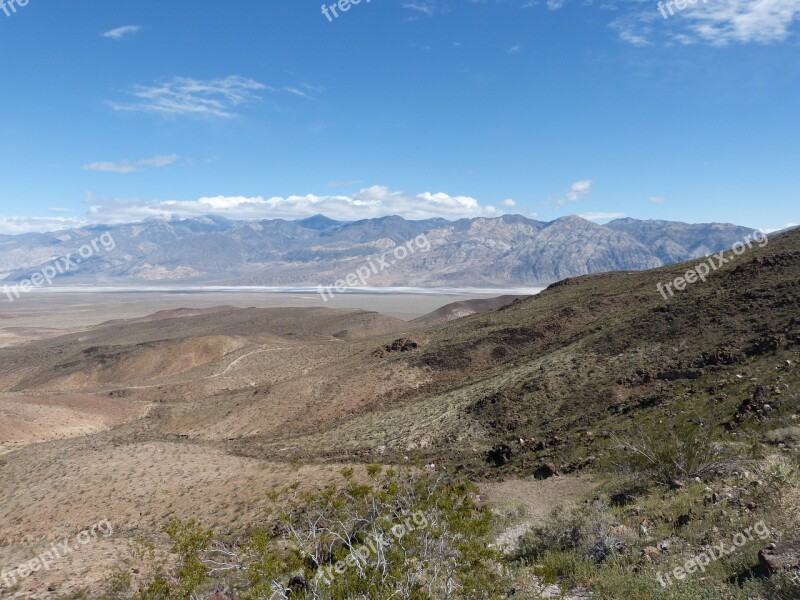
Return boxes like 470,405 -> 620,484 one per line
0,0 -> 797,234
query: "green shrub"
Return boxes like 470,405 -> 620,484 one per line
608,422 -> 741,488
131,470 -> 500,599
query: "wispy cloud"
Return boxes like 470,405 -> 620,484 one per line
110,76 -> 267,118
403,2 -> 436,17
101,25 -> 141,40
760,222 -> 798,233
613,0 -> 800,46
0,216 -> 87,235
83,154 -> 181,174
556,179 -> 593,207
282,87 -> 310,98
578,212 -> 625,221
648,195 -> 669,204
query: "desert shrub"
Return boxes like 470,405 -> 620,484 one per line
515,500 -> 631,564
134,518 -> 213,600
103,568 -> 133,599
760,571 -> 800,600
766,426 -> 800,444
608,422 -> 741,488
132,468 -> 500,599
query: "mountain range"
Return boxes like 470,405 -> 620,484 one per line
0,214 -> 761,287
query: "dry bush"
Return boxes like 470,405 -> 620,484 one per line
608,422 -> 743,488
515,500 -> 632,564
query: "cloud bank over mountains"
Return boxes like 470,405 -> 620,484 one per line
0,186 -> 516,234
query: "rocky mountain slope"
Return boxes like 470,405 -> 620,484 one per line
0,214 -> 761,287
0,229 -> 797,598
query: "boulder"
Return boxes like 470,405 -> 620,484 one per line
486,443 -> 513,467
758,540 -> 800,577
533,462 -> 558,480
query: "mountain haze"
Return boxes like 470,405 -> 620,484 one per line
0,214 -> 759,287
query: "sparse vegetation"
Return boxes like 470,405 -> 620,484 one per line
129,469 -> 499,599
1,230 -> 799,598
608,421 -> 744,489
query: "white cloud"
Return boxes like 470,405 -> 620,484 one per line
101,25 -> 141,40
110,76 -> 267,118
282,87 -> 310,98
0,216 -> 87,235
508,45 -> 522,53
648,195 -> 669,203
614,0 -> 800,46
685,0 -> 800,45
83,154 -> 181,174
547,0 -> 566,10
502,198 -> 517,207
556,179 -> 593,206
760,222 -> 798,233
578,212 -> 626,221
81,186 -> 505,225
403,2 -> 436,17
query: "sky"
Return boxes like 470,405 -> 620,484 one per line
0,0 -> 797,235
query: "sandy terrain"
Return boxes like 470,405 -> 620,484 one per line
0,438 -> 354,598
0,290 -> 526,347
0,294 -> 542,596
0,393 -> 149,455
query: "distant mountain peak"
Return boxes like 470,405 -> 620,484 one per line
550,215 -> 596,227
298,215 -> 341,230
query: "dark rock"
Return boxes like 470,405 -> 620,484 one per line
562,456 -> 596,474
701,347 -> 740,366
533,462 -> 558,480
486,443 -> 513,467
734,385 -> 775,423
373,338 -> 419,357
747,333 -> 785,356
288,574 -> 308,592
758,541 -> 800,577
